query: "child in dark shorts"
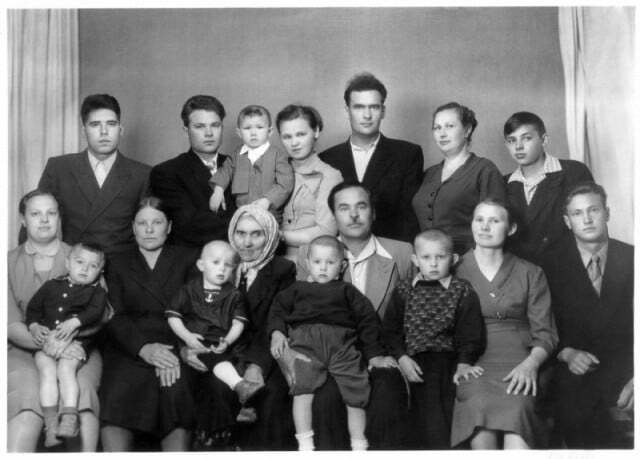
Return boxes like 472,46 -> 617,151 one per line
166,240 -> 263,405
268,235 -> 385,451
26,242 -> 107,446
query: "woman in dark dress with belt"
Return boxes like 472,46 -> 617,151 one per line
100,197 -> 198,451
412,102 -> 506,255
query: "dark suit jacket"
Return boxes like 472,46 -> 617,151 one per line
38,151 -> 150,254
240,256 -> 296,377
320,134 -> 423,242
150,150 -> 234,248
541,236 -> 634,400
506,159 -> 593,264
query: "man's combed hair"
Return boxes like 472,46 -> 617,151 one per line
343,72 -> 387,105
564,182 -> 607,214
81,94 -> 121,124
180,95 -> 226,126
503,111 -> 546,137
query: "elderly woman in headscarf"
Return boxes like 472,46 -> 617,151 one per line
184,204 -> 297,450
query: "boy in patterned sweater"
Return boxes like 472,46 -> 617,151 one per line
382,229 -> 485,449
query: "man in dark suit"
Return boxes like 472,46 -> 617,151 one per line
541,182 -> 634,449
150,95 -> 233,248
319,72 -> 423,243
297,182 -> 414,449
38,94 -> 150,255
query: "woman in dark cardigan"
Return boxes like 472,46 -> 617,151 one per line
412,102 -> 506,255
100,197 -> 198,451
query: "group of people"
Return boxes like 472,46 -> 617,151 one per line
7,72 -> 634,452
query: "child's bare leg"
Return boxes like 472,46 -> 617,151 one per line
212,361 -> 243,389
293,394 -> 314,450
57,357 -> 82,408
35,351 -> 62,446
346,405 -> 368,450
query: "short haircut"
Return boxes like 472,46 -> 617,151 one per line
135,196 -> 170,222
81,94 -> 121,124
503,111 -> 547,137
414,229 -> 454,255
19,189 -> 58,216
237,104 -> 272,127
473,197 -> 515,227
275,104 -> 324,133
180,95 -> 226,126
327,181 -> 373,214
344,72 -> 387,105
433,102 -> 478,143
308,235 -> 346,259
70,242 -> 105,265
564,181 -> 607,214
200,240 -> 240,265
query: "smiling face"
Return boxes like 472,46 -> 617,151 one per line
563,192 -> 609,244
471,202 -> 515,249
232,215 -> 267,262
237,114 -> 272,149
66,247 -> 103,285
184,109 -> 223,156
83,108 -> 121,158
197,243 -> 237,288
279,117 -> 319,162
21,194 -> 60,244
411,238 -> 456,281
346,90 -> 385,138
432,108 -> 470,157
505,124 -> 547,168
307,244 -> 344,284
133,206 -> 171,252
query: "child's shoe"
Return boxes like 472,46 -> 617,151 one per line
236,406 -> 258,423
42,407 -> 62,448
56,407 -> 80,438
233,379 -> 265,405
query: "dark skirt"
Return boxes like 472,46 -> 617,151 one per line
99,346 -> 195,438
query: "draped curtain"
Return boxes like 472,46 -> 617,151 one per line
558,7 -> 635,244
8,9 -> 80,246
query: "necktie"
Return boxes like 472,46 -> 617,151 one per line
95,161 -> 107,187
587,255 -> 602,294
204,160 -> 217,176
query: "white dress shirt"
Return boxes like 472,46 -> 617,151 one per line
350,134 -> 380,182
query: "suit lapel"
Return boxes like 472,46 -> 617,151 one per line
525,171 -> 564,223
81,153 -> 130,231
362,135 -> 393,188
364,253 -> 395,314
128,247 -> 176,306
69,151 -> 100,205
336,141 -> 358,182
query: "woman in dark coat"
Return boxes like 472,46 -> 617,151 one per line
100,197 -> 198,451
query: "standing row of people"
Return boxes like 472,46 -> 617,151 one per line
7,71 -> 633,451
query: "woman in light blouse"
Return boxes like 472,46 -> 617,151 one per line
277,104 -> 343,261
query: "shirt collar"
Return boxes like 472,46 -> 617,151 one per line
24,238 -> 61,257
240,141 -> 270,159
576,239 -> 608,270
411,273 -> 452,289
508,153 -> 562,184
292,152 -> 322,175
350,133 -> 381,154
342,234 -> 392,263
193,150 -> 219,167
87,150 -> 117,170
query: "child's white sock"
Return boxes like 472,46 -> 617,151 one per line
350,438 -> 369,450
295,430 -> 315,451
213,361 -> 243,389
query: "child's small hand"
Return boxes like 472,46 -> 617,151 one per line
209,186 -> 226,212
55,317 -> 81,340
211,338 -> 229,354
270,330 -> 288,359
453,363 -> 484,385
398,355 -> 424,383
253,198 -> 271,210
184,333 -> 207,350
28,323 -> 50,346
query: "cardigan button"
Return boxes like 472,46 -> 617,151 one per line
58,307 -> 63,312
62,293 -> 68,298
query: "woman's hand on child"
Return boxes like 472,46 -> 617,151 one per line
270,331 -> 288,359
155,366 -> 181,387
453,363 -> 484,385
398,355 -> 424,383
209,186 -> 226,212
28,323 -> 50,347
184,333 -> 207,350
253,198 -> 271,210
59,340 -> 87,361
503,358 -> 539,396
55,317 -> 81,340
42,333 -> 72,359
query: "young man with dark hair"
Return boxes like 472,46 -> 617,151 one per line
320,72 -> 423,243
